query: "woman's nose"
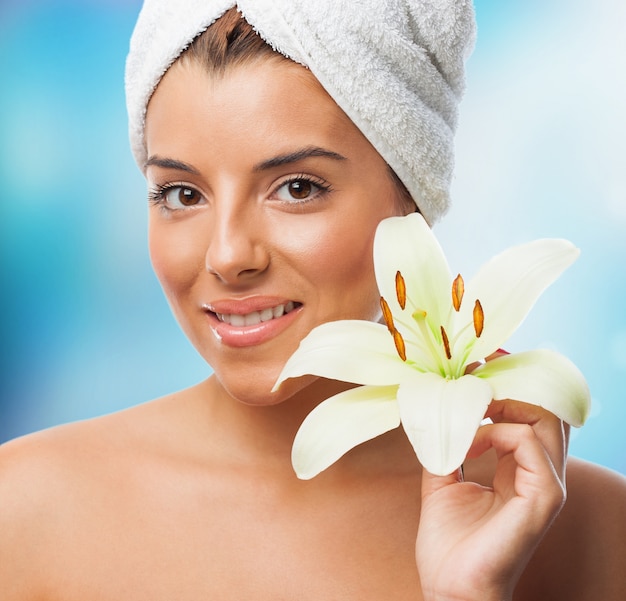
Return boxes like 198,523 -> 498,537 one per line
204,208 -> 270,284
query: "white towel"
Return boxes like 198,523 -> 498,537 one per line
125,0 -> 475,224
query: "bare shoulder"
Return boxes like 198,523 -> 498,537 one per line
0,398 -> 160,490
0,420 -> 100,598
562,457 -> 626,558
0,391 -> 196,599
562,457 -> 626,563
0,415 -> 117,514
0,388 -> 198,503
565,456 -> 626,511
516,457 -> 626,600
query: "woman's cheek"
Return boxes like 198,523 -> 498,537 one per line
148,223 -> 202,296
286,215 -> 380,317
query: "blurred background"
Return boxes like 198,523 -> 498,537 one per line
1,0 -> 624,474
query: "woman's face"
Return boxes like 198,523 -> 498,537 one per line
144,57 -> 409,405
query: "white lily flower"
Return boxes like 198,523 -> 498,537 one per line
273,213 -> 591,478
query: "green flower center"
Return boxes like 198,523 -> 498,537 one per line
380,271 -> 485,379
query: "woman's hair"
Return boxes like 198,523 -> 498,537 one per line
179,8 -> 285,75
178,8 -> 415,213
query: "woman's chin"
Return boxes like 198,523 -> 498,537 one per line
214,372 -> 321,408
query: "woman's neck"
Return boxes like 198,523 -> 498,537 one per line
186,375 -> 418,482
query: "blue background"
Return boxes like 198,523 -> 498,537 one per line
1,0 -> 625,474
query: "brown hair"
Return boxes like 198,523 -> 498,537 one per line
179,7 -> 285,75
179,7 -> 416,213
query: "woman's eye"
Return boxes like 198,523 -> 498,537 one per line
164,186 -> 201,208
150,184 -> 204,211
274,178 -> 328,203
287,180 -> 314,200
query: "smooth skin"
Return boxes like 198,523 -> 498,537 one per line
1,58 -> 625,601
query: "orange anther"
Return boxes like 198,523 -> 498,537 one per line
452,274 -> 464,312
440,326 -> 452,360
473,300 -> 484,338
380,297 -> 395,333
393,329 -> 407,362
395,271 -> 407,310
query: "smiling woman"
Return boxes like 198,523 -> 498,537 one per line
0,1 -> 625,600
144,54 -> 405,405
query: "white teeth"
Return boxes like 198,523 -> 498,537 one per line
229,314 -> 245,327
215,302 -> 298,326
244,312 -> 261,326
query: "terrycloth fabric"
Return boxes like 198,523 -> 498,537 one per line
126,0 -> 475,224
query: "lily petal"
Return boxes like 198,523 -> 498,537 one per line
374,214 -> 452,330
458,239 -> 580,364
273,320 -> 414,390
292,385 -> 401,479
396,373 -> 492,476
472,349 -> 591,426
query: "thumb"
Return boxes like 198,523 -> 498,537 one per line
421,464 -> 464,501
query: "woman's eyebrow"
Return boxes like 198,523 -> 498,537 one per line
144,155 -> 200,174
144,148 -> 346,173
254,146 -> 347,171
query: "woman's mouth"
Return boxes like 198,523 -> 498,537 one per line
214,301 -> 298,327
203,299 -> 303,348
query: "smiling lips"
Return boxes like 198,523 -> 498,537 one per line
215,301 -> 297,327
204,300 -> 302,347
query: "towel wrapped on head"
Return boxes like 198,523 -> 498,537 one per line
125,0 -> 475,224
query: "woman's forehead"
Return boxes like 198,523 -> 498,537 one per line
145,58 -> 369,162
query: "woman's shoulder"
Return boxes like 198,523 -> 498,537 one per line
0,416 -> 118,597
562,457 -> 626,552
0,381 -> 215,507
562,457 -> 626,562
0,394 -> 191,511
0,388 -> 198,489
516,456 -> 626,600
0,404 -> 151,523
0,392 -> 203,597
566,455 -> 626,506
0,415 -> 115,498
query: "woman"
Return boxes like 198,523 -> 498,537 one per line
1,1 -> 625,599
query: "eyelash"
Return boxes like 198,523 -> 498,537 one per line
148,182 -> 202,213
147,174 -> 333,213
272,174 -> 333,205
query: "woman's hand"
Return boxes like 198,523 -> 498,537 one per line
415,399 -> 569,601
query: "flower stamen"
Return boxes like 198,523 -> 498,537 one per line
382,295 -> 408,361
393,329 -> 407,361
440,326 -> 452,360
380,297 -> 395,333
452,274 -> 464,312
396,271 -> 407,310
473,300 -> 484,338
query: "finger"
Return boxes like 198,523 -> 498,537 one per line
462,423 -> 566,570
486,400 -> 567,483
485,399 -> 568,483
468,423 -> 566,518
420,464 -> 464,502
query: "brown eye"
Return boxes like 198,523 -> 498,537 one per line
288,180 -> 313,200
162,186 -> 202,209
274,177 -> 329,204
176,187 -> 200,206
